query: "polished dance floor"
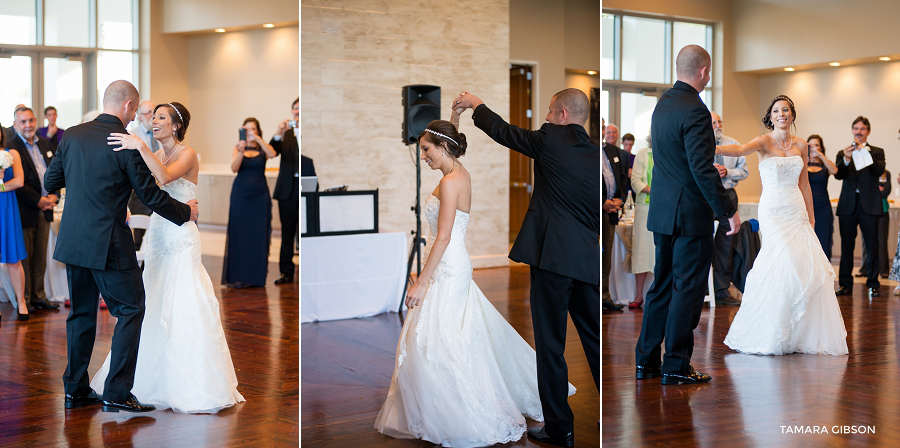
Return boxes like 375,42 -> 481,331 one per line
602,277 -> 900,447
301,265 -> 600,447
0,255 -> 298,447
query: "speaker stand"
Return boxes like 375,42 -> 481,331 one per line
400,142 -> 426,313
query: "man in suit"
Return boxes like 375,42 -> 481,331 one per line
835,116 -> 886,298
6,106 -> 60,312
601,117 -> 626,311
455,88 -> 599,446
605,123 -> 632,195
125,100 -> 158,250
270,98 -> 300,285
635,45 -> 739,386
45,80 -> 198,413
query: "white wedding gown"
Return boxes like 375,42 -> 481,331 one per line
91,178 -> 245,413
724,156 -> 849,356
375,194 -> 574,447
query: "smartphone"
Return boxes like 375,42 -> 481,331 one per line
239,128 -> 247,141
288,119 -> 298,128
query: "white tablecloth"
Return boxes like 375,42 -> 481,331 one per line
0,214 -> 69,309
609,221 -> 652,305
300,232 -> 406,323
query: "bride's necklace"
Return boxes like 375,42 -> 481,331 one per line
162,143 -> 184,165
446,160 -> 460,175
773,132 -> 793,151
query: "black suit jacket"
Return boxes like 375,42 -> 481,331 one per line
835,144 -> 886,216
270,129 -> 299,200
474,104 -> 600,285
5,133 -> 58,227
602,142 -> 627,225
44,114 -> 191,270
648,81 -> 736,236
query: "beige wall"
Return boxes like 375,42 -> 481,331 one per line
301,0 -> 511,268
565,0 -> 601,72
142,0 -> 191,111
161,0 -> 298,33
566,72 -> 600,99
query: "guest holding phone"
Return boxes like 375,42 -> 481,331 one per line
222,118 -> 276,288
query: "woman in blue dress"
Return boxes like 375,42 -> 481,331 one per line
806,134 -> 837,260
222,118 -> 275,288
0,126 -> 30,321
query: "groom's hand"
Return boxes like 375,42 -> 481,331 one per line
726,210 -> 741,236
454,92 -> 484,111
187,199 -> 199,221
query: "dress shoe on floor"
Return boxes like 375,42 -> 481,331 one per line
715,296 -> 741,306
526,427 -> 574,447
17,311 -> 29,321
26,304 -> 35,313
869,287 -> 880,298
274,274 -> 294,285
660,366 -> 712,385
855,271 -> 866,277
102,394 -> 155,413
65,391 -> 102,409
602,300 -> 624,311
64,299 -> 71,307
635,365 -> 661,380
835,286 -> 852,296
32,299 -> 60,310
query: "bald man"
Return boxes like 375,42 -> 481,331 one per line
45,80 -> 198,413
455,88 -> 599,445
126,100 -> 158,248
635,45 -> 739,386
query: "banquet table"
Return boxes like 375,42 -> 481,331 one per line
609,219 -> 653,305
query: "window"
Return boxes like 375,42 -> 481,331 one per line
0,0 -> 37,45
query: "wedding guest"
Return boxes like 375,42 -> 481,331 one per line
36,106 -> 65,150
0,125 -> 30,321
270,98 -> 301,284
126,100 -> 157,250
629,136 -> 654,308
6,107 -> 59,312
605,123 -> 632,192
622,133 -> 635,156
710,111 -> 748,306
222,117 -> 275,288
806,134 -> 837,260
602,118 -> 625,311
858,169 -> 891,277
3,104 -> 25,143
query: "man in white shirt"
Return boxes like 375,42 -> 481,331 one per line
711,112 -> 749,306
126,100 -> 157,249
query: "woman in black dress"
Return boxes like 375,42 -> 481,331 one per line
807,134 -> 837,260
222,118 -> 276,288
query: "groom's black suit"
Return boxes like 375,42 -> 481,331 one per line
635,81 -> 736,375
835,144 -> 886,290
44,113 -> 191,402
473,104 -> 599,438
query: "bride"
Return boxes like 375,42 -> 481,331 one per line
374,111 -> 574,446
717,95 -> 848,356
91,102 -> 246,413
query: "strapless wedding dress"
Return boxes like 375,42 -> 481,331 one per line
91,178 -> 246,413
724,156 -> 848,356
374,194 -> 574,447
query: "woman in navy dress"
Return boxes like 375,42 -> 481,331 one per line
0,128 -> 30,321
807,134 -> 837,260
222,118 -> 276,288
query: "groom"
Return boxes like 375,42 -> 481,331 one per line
45,80 -> 198,412
455,88 -> 599,447
634,45 -> 739,385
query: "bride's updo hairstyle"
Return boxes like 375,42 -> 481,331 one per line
154,102 -> 191,141
419,120 -> 467,158
762,94 -> 796,130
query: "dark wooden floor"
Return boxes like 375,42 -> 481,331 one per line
301,265 -> 600,447
602,279 -> 900,447
0,255 -> 298,447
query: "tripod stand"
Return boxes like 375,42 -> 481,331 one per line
400,142 -> 426,313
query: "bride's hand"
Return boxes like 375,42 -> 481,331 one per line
405,279 -> 427,308
108,133 -> 146,152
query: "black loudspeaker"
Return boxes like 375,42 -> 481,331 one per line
402,85 -> 440,144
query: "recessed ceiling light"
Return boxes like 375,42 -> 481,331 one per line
784,67 -> 795,72
587,70 -> 597,75
263,23 -> 275,28
880,56 -> 891,61
215,28 -> 226,33
829,62 -> 841,67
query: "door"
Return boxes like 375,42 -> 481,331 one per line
509,64 -> 534,243
603,83 -> 660,152
0,50 -> 88,130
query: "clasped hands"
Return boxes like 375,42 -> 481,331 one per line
452,91 -> 484,115
38,194 -> 58,211
603,198 -> 623,214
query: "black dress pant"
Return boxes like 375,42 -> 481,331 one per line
858,212 -> 891,276
63,264 -> 145,401
127,191 -> 152,250
838,196 -> 880,289
636,230 -> 713,374
712,188 -> 739,299
529,266 -> 599,437
277,181 -> 299,276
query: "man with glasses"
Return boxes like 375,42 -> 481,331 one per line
126,100 -> 158,250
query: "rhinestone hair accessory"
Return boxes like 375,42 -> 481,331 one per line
424,128 -> 458,146
772,95 -> 794,107
167,103 -> 184,123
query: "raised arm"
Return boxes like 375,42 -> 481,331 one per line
717,135 -> 767,157
797,140 -> 815,229
109,133 -> 196,185
457,92 -> 545,159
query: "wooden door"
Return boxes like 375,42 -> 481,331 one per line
509,65 -> 533,243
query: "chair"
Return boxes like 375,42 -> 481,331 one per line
129,214 -> 152,267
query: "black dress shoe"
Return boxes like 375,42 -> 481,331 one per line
102,394 -> 156,413
526,427 -> 574,447
17,311 -> 29,321
660,366 -> 712,385
65,391 -> 102,409
869,287 -> 880,298
855,271 -> 866,277
274,273 -> 293,285
32,299 -> 60,310
602,300 -> 624,311
715,296 -> 741,306
835,286 -> 852,296
635,365 -> 661,380
26,304 -> 36,313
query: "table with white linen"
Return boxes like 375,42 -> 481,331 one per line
300,232 -> 406,323
609,219 -> 652,305
0,211 -> 68,308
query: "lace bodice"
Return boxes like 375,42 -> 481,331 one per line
759,155 -> 803,190
160,178 -> 197,203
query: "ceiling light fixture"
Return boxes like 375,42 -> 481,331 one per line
587,70 -> 597,75
880,56 -> 891,61
784,67 -> 795,72
215,28 -> 226,33
829,62 -> 841,67
264,23 -> 275,28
